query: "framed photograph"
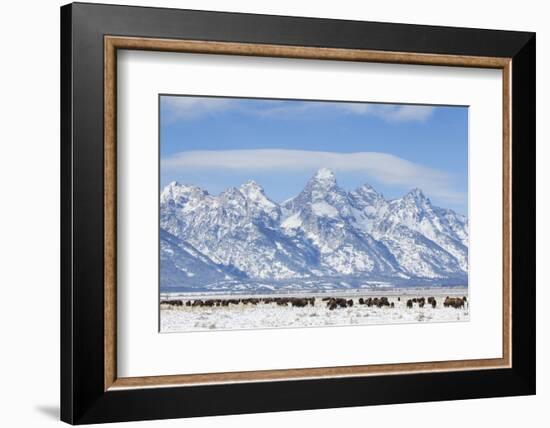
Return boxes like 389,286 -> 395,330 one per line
158,95 -> 471,333
61,2 -> 535,424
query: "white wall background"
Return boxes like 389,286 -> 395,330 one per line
0,0 -> 545,427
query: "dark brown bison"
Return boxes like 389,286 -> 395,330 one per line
161,299 -> 183,307
444,297 -> 465,309
406,299 -> 413,308
291,298 -> 309,307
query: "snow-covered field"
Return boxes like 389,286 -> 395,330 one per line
160,288 -> 469,333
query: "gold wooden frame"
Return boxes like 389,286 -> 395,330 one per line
104,36 -> 512,391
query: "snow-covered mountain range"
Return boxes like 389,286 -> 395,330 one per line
160,168 -> 468,292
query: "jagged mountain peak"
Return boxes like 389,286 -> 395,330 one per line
352,183 -> 384,201
314,167 -> 336,180
160,181 -> 209,205
239,180 -> 280,217
284,168 -> 353,218
219,186 -> 246,200
309,168 -> 337,188
356,182 -> 378,192
385,188 -> 435,222
164,180 -> 201,191
403,187 -> 429,203
283,168 -> 344,213
239,180 -> 265,197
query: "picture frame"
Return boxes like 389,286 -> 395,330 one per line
60,2 -> 535,424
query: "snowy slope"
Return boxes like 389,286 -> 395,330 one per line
160,228 -> 240,288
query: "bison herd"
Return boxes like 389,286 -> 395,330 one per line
357,297 -> 393,309
161,295 -> 468,311
161,296 -> 316,308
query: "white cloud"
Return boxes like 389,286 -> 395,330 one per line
161,96 -> 435,123
349,104 -> 434,122
162,149 -> 464,204
258,102 -> 434,123
161,97 -> 235,122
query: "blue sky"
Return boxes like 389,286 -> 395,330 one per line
160,95 -> 468,215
